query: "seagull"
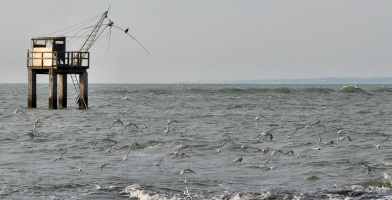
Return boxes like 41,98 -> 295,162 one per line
14,109 -> 25,117
295,149 -> 306,158
255,115 -> 265,121
180,169 -> 195,175
376,135 -> 389,148
154,157 -> 164,167
260,157 -> 273,168
336,130 -> 352,145
260,147 -> 270,154
53,149 -> 67,163
172,151 -> 190,158
312,146 -> 321,150
260,153 -> 277,171
265,166 -> 276,171
111,140 -> 118,149
226,135 -> 235,143
143,119 -> 150,129
240,144 -> 251,150
32,119 -> 41,132
25,129 -> 35,140
176,129 -> 188,136
122,92 -> 129,100
255,114 -> 266,128
163,120 -> 178,133
176,144 -> 189,151
234,157 -> 243,162
361,162 -> 379,174
287,127 -> 303,139
312,132 -> 323,150
340,135 -> 352,142
257,129 -> 275,141
322,140 -> 334,145
106,141 -> 118,153
131,141 -> 140,148
100,163 -> 106,175
304,120 -> 321,129
336,130 -> 351,145
109,119 -> 124,129
270,149 -> 276,159
90,139 -> 99,149
184,187 -> 190,197
336,130 -> 342,144
14,109 -> 25,114
122,147 -> 132,161
277,149 -> 294,155
167,119 -> 179,125
122,122 -> 139,133
240,144 -> 261,151
217,141 -> 226,152
164,127 -> 176,134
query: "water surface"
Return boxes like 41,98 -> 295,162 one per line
1,84 -> 392,199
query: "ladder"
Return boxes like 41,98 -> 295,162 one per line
79,11 -> 108,53
69,73 -> 87,109
69,11 -> 108,109
69,10 -> 108,109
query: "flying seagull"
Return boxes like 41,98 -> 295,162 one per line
376,135 -> 389,148
361,162 -> 379,174
53,149 -> 67,163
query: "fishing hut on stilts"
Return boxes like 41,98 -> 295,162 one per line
27,10 -> 110,109
26,8 -> 149,109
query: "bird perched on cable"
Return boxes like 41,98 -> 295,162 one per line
125,27 -> 129,33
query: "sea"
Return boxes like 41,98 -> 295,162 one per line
1,83 -> 392,199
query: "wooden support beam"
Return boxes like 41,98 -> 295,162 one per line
49,69 -> 57,109
78,72 -> 88,109
59,74 -> 67,108
28,68 -> 36,108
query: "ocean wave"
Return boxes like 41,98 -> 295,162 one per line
123,184 -> 183,200
340,85 -> 367,93
121,184 -> 388,200
370,87 -> 392,93
216,87 -> 253,94
187,86 -> 293,94
300,87 -> 335,93
273,87 -> 291,93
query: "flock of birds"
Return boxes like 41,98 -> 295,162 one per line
5,101 -> 391,200
14,108 -> 199,177
15,106 -> 390,179
4,84 -> 392,199
251,115 -> 389,174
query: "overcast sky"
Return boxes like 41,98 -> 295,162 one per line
1,0 -> 392,83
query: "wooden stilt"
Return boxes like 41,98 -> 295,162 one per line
79,72 -> 88,109
28,68 -> 36,108
59,74 -> 67,108
49,69 -> 58,109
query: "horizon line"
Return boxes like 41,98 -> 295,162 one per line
3,77 -> 392,84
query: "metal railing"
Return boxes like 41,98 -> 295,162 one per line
27,50 -> 89,68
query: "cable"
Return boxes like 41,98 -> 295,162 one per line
111,25 -> 151,55
35,12 -> 105,38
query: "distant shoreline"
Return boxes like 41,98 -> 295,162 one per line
3,77 -> 392,85
214,77 -> 392,85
